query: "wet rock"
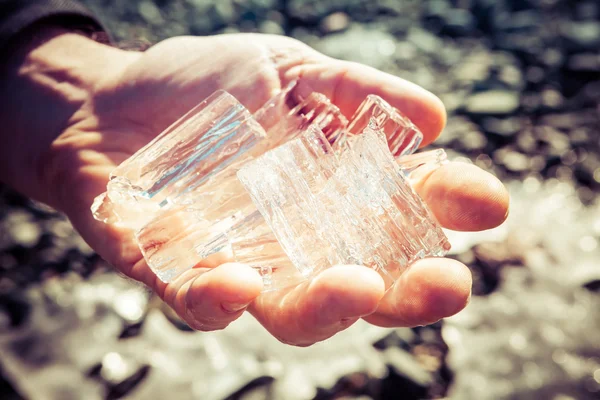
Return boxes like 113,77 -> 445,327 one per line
575,1 -> 599,20
476,239 -> 526,269
498,64 -> 525,90
406,27 -> 443,56
494,148 -> 530,172
561,21 -> 600,52
0,367 -> 21,400
495,32 -> 543,57
481,117 -> 522,138
315,25 -> 397,69
320,12 -> 350,33
3,211 -> 41,248
138,1 -> 163,25
471,0 -> 505,33
583,279 -> 600,293
457,129 -> 487,151
494,10 -> 540,33
0,293 -> 31,329
118,320 -> 145,339
106,365 -> 150,400
534,126 -> 571,157
464,90 -> 520,116
566,53 -> 600,72
440,9 -> 477,37
259,20 -> 284,35
373,328 -> 418,351
381,348 -> 433,399
515,130 -> 536,153
445,181 -> 600,400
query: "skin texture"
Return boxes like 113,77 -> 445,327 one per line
0,27 -> 509,346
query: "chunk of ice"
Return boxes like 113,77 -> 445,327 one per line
91,90 -> 268,231
238,127 -> 450,289
254,81 -> 348,150
347,94 -> 424,157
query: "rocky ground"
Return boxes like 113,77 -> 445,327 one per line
1,0 -> 599,399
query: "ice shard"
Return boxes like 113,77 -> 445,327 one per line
134,206 -> 304,290
254,80 -> 348,150
347,94 -> 424,157
397,149 -> 449,183
133,124 -> 334,288
238,126 -> 450,289
91,90 -> 269,231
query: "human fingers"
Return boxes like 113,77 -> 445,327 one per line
364,258 -> 472,327
412,161 -> 509,231
163,262 -> 263,331
249,265 -> 385,346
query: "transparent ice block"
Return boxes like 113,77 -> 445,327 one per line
91,90 -> 268,231
254,80 -> 349,150
347,94 -> 424,157
135,126 -> 333,290
238,126 -> 450,289
254,83 -> 446,179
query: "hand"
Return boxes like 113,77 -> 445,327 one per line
1,28 -> 508,346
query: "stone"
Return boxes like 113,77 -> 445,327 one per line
315,26 -> 398,69
138,1 -> 163,25
320,12 -> 350,33
583,279 -> 600,293
566,53 -> 600,72
560,21 -> 600,52
4,211 -> 40,248
481,117 -> 522,138
464,90 -> 520,116
441,9 -> 477,37
445,181 -> 600,400
382,347 -> 433,398
494,149 -> 530,173
494,10 -> 540,33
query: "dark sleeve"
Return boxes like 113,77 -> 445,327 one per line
0,0 -> 109,53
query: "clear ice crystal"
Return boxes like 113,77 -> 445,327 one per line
91,86 -> 450,291
136,205 -> 304,290
91,90 -> 268,231
347,94 -> 424,157
397,149 -> 448,174
397,149 -> 449,183
238,127 -> 450,289
254,80 -> 348,150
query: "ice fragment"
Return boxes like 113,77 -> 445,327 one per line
347,94 -> 424,157
91,90 -> 268,231
238,126 -> 450,289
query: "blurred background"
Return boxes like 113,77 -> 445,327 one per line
1,0 -> 599,399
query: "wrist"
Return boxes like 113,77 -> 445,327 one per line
0,23 -> 134,205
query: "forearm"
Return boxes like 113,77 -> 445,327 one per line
0,23 -> 125,205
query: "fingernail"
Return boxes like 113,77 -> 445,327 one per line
221,301 -> 249,314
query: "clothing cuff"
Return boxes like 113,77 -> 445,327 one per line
0,0 -> 110,55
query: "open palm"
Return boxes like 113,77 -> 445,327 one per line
46,33 -> 508,346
